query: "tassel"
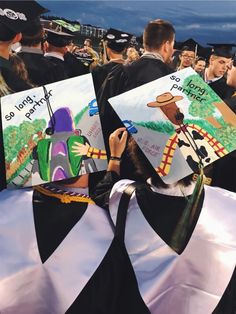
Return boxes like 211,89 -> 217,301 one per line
170,166 -> 205,254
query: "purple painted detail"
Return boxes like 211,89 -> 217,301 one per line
52,142 -> 67,157
49,107 -> 74,132
52,167 -> 67,181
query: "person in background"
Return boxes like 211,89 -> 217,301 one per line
17,18 -> 66,85
125,46 -> 140,64
193,56 -> 206,76
9,53 -> 34,87
208,53 -> 236,193
44,28 -> 82,79
0,0 -> 48,191
204,43 -> 234,99
83,38 -> 99,59
92,28 -> 132,94
0,0 -> 47,91
97,19 -> 175,181
177,45 -> 196,71
79,38 -> 100,70
225,52 -> 236,111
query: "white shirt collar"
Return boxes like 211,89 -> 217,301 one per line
44,52 -> 64,61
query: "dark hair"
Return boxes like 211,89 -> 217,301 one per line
195,56 -> 206,63
181,45 -> 195,53
143,19 -> 175,50
20,28 -> 44,46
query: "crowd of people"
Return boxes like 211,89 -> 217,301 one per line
0,1 -> 236,313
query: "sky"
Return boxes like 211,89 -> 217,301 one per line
39,1 -> 236,46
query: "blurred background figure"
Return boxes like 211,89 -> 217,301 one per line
92,28 -> 132,94
225,53 -> 236,111
204,43 -> 234,99
193,56 -> 206,76
9,53 -> 34,87
44,28 -> 88,78
177,45 -> 196,70
78,38 -> 100,70
125,46 -> 140,64
17,18 -> 66,86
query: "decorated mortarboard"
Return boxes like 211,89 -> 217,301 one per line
207,43 -> 236,58
108,67 -> 236,184
45,28 -> 74,47
0,0 -> 48,41
1,74 -> 107,188
104,28 -> 133,52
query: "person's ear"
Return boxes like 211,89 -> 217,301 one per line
12,33 -> 22,44
209,55 -> 214,66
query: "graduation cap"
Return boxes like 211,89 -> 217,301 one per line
174,38 -> 203,55
0,1 -> 48,41
104,28 -> 133,52
45,29 -> 74,47
207,43 -> 236,58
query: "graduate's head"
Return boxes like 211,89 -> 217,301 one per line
0,0 -> 48,43
208,43 -> 234,78
104,28 -> 133,57
143,19 -> 175,62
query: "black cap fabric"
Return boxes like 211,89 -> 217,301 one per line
207,43 -> 236,58
0,1 -> 48,40
104,28 -> 133,52
45,29 -> 74,47
175,38 -> 202,52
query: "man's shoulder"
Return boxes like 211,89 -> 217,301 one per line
124,57 -> 172,76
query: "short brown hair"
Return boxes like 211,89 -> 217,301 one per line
143,19 -> 175,50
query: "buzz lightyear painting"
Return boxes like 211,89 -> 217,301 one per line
1,74 -> 107,187
32,107 -> 107,182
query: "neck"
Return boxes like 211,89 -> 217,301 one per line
108,52 -> 123,61
0,46 -> 10,60
205,67 -> 217,81
143,50 -> 164,62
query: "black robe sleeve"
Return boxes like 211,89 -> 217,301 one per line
90,171 -> 120,210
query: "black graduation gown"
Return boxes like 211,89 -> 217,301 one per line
44,55 -> 70,81
17,51 -> 67,86
97,57 -> 174,181
63,52 -> 90,78
92,61 -> 124,95
208,76 -> 234,100
33,178 -> 150,314
91,171 -> 236,314
224,93 -> 236,113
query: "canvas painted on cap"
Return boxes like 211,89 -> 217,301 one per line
109,67 -> 236,184
1,74 -> 107,188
